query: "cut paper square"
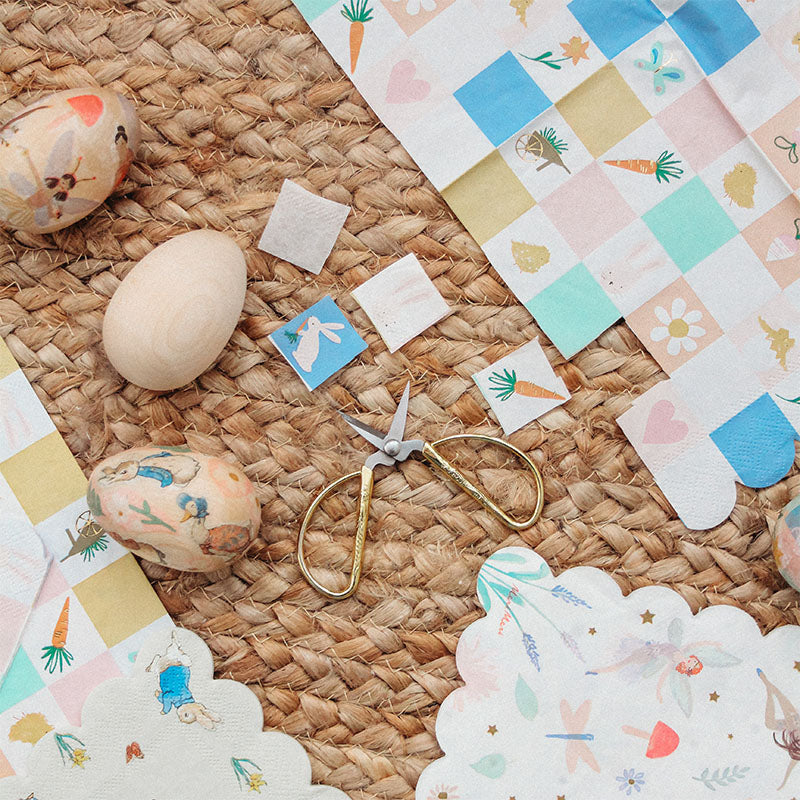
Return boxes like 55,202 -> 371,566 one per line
351,253 -> 449,352
643,176 -> 738,273
0,627 -> 348,800
555,62 -> 651,158
454,51 -> 551,147
753,96 -> 800,192
525,263 -> 621,358
418,546 -> 800,799
472,339 -> 570,434
710,393 -> 798,487
269,296 -> 367,390
741,195 -> 800,290
257,179 -> 350,275
568,0 -> 665,59
0,515 -> 50,688
668,0 -> 759,75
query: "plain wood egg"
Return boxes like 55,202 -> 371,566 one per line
103,230 -> 247,390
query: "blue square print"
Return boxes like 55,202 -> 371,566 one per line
668,0 -> 758,75
269,296 -> 367,390
568,0 -> 665,59
454,52 -> 551,147
525,263 -> 621,358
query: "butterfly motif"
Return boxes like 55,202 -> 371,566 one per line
635,41 -> 685,95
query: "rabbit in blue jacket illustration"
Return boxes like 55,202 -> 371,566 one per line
145,631 -> 221,730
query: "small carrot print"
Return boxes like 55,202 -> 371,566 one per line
489,369 -> 565,402
341,0 -> 373,73
41,597 -> 74,674
604,151 -> 683,183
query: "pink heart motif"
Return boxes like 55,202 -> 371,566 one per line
386,60 -> 431,104
643,399 -> 689,445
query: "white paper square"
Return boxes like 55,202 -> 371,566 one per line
351,253 -> 450,352
700,138 -> 791,232
584,218 -> 681,316
481,205 -> 578,305
0,369 -> 57,461
258,180 -> 350,275
709,37 -> 799,133
685,236 -> 780,331
473,338 -> 569,434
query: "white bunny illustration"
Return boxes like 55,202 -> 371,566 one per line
292,316 -> 345,373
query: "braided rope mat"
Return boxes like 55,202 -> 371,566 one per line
1,1 -> 799,797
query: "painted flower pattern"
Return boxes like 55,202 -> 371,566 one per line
452,638 -> 500,711
616,768 -> 645,795
650,298 -> 705,355
427,785 -> 459,800
561,36 -> 590,65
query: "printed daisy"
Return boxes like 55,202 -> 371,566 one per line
427,785 -> 459,800
616,768 -> 645,795
650,298 -> 705,355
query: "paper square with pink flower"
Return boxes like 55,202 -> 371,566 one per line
625,278 -> 722,374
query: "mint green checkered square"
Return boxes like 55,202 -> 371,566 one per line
0,648 -> 43,714
643,176 -> 738,273
526,264 -> 621,358
293,0 -> 339,21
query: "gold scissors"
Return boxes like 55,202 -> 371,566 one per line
297,382 -> 544,599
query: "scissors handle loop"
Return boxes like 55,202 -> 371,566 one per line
297,465 -> 374,600
424,434 -> 543,531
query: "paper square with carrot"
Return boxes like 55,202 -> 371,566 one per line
269,296 -> 367,391
473,339 -> 570,434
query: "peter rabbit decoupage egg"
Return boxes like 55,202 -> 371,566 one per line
773,495 -> 800,591
0,87 -> 140,233
87,446 -> 261,572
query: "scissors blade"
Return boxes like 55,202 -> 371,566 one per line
386,382 -> 411,443
339,412 -> 388,451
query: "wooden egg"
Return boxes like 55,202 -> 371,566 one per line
87,446 -> 260,572
102,230 -> 247,391
773,496 -> 800,591
0,87 -> 139,233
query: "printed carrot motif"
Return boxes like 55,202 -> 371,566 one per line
341,0 -> 373,73
605,150 -> 683,184
489,369 -> 565,402
41,597 -> 74,674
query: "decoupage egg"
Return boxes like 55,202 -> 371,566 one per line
773,496 -> 800,591
0,87 -> 140,233
102,230 -> 247,391
87,446 -> 260,572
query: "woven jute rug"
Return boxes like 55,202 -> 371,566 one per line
1,2 -> 799,797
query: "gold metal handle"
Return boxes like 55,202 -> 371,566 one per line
297,465 -> 375,600
422,434 -> 543,530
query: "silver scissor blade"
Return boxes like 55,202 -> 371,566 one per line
386,382 -> 411,443
338,412 -> 388,450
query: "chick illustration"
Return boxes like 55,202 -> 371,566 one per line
723,162 -> 757,208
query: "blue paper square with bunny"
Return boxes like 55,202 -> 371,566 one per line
269,295 -> 367,390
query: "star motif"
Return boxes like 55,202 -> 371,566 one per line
728,733 -> 734,740
794,660 -> 800,672
640,610 -> 655,624
588,627 -> 596,635
488,725 -> 498,735
709,691 -> 720,702
557,795 -> 566,800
